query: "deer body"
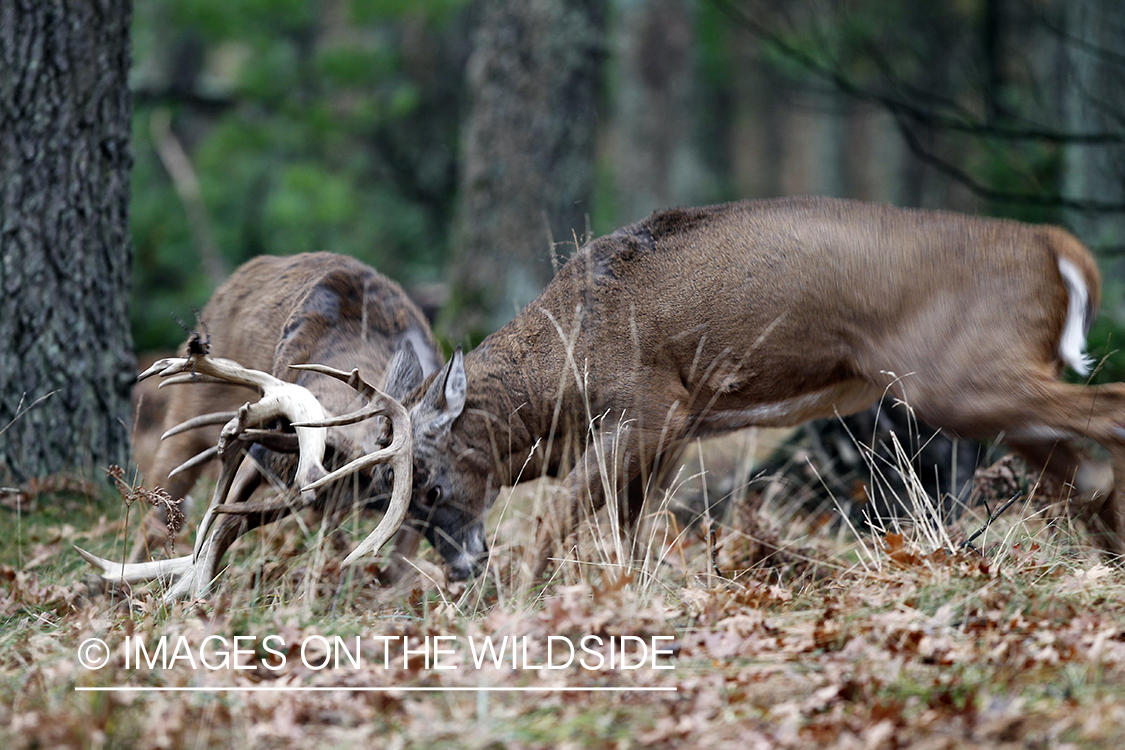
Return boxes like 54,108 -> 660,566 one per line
134,252 -> 442,562
398,197 -> 1122,581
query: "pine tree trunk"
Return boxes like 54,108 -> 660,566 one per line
0,0 -> 135,482
445,0 -> 605,339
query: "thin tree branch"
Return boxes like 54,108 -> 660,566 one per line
712,0 -> 1125,214
150,108 -> 228,286
715,0 -> 1125,145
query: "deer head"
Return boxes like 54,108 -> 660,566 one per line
83,252 -> 443,599
77,350 -> 415,600
388,348 -> 488,581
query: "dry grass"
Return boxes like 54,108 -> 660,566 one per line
3,431 -> 1125,749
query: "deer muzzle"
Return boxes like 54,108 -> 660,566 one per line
420,507 -> 488,581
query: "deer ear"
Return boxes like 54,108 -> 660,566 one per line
442,347 -> 467,415
383,338 -> 424,400
418,347 -> 466,432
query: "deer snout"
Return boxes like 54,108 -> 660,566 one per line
444,522 -> 488,581
422,511 -> 487,581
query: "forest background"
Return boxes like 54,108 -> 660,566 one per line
3,0 -> 1125,485
4,0 -> 1125,484
128,0 -> 1125,364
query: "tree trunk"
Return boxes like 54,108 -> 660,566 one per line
445,0 -> 605,339
0,0 -> 135,483
1063,0 -> 1125,257
610,0 -> 711,225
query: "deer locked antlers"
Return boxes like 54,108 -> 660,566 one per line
76,349 -> 412,601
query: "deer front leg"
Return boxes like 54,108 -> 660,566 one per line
377,525 -> 425,584
526,416 -> 684,584
623,442 -> 686,524
524,428 -> 619,585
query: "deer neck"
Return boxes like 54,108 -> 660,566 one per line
453,311 -> 584,486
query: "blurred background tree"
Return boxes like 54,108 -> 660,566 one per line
130,0 -> 468,349
445,0 -> 604,339
123,0 -> 1125,518
129,0 -> 1125,352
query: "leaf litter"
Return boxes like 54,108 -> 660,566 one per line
2,463 -> 1125,749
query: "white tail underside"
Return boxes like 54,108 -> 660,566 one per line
1057,257 -> 1093,377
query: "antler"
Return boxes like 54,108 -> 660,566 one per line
76,354 -> 412,601
289,364 -> 412,566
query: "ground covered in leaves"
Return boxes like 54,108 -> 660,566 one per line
3,469 -> 1125,749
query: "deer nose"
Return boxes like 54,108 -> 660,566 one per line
446,524 -> 488,581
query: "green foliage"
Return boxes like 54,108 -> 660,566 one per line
130,0 -> 466,351
351,0 -> 466,25
1087,314 -> 1125,384
171,0 -> 315,38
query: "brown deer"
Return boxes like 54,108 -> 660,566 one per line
80,252 -> 441,598
389,196 -> 1123,582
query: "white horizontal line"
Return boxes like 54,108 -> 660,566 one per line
75,686 -> 677,693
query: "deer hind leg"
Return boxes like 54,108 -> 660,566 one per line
908,377 -> 1125,557
378,525 -> 425,585
1004,439 -> 1120,552
999,382 -> 1124,556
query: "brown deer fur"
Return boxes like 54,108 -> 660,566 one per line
390,196 -> 1122,581
133,252 -> 442,563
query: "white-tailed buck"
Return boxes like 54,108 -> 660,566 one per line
79,252 -> 442,599
390,196 -> 1123,581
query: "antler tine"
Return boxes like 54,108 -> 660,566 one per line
138,357 -> 189,381
191,441 -> 250,561
77,455 -> 270,602
179,353 -> 331,566
288,363 -> 412,566
162,411 -> 239,439
153,355 -> 329,491
81,500 -> 255,602
339,394 -> 411,566
158,373 -> 235,388
239,429 -> 301,452
211,491 -> 305,517
165,429 -> 298,481
141,353 -> 298,394
75,545 -> 194,584
290,363 -> 377,398
292,402 -> 384,429
80,352 -> 334,600
167,445 -> 219,480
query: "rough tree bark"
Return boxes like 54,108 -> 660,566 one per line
446,0 -> 605,339
0,0 -> 135,482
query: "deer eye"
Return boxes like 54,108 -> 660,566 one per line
426,485 -> 443,505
